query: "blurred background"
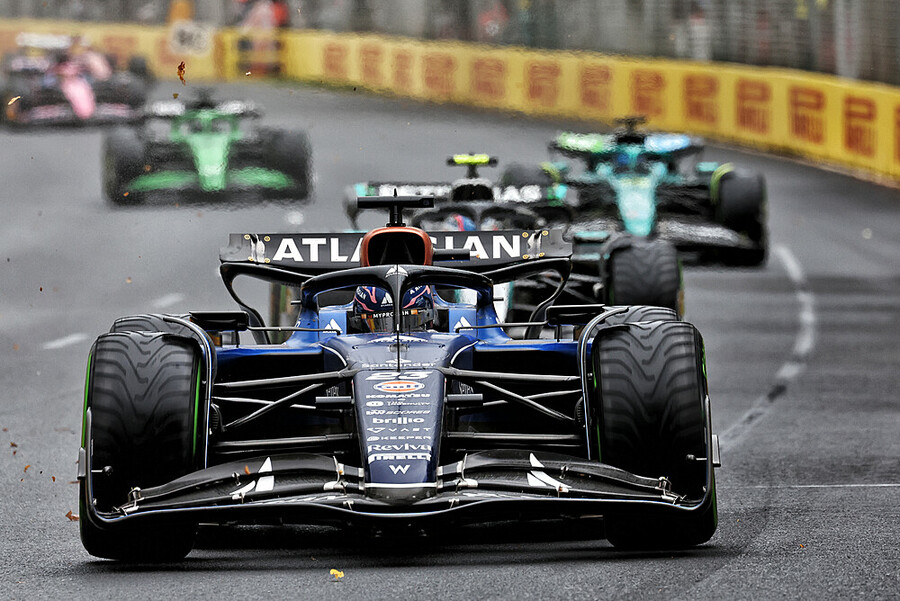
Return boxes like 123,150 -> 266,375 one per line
2,0 -> 899,85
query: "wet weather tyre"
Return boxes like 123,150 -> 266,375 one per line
601,305 -> 679,325
267,129 -> 312,200
80,331 -> 203,561
716,169 -> 767,266
109,313 -> 216,380
592,320 -> 716,549
499,162 -> 554,187
604,238 -> 683,316
103,127 -> 145,205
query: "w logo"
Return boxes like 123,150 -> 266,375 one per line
389,464 -> 411,475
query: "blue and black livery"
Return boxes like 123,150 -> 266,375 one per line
78,196 -> 720,561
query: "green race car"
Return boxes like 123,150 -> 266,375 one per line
103,94 -> 312,204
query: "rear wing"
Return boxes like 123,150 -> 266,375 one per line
551,131 -> 703,167
348,181 -> 558,225
143,99 -> 260,119
220,229 -> 571,276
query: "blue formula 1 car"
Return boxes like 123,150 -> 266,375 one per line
78,197 -> 719,561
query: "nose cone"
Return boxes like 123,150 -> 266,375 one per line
365,483 -> 437,504
187,134 -> 231,191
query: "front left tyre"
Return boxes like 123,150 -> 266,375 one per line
80,331 -> 205,561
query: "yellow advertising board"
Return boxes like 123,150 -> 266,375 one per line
274,29 -> 900,181
4,18 -> 900,181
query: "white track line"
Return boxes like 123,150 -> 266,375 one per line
724,483 -> 900,490
151,293 -> 185,309
42,333 -> 89,350
718,244 -> 817,450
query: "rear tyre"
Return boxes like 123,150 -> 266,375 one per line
103,128 -> 146,205
266,129 -> 312,200
604,238 -> 683,316
716,169 -> 767,266
80,332 -> 203,561
499,162 -> 554,187
591,320 -> 716,549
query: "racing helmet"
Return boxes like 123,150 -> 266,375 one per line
351,285 -> 435,333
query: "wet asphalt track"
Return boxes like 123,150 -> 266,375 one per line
1,81 -> 898,600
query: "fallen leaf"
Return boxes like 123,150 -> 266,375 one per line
12,450 -> 17,456
178,61 -> 186,85
330,568 -> 344,581
126,277 -> 132,284
7,96 -> 21,106
24,464 -> 31,473
243,465 -> 251,475
11,344 -> 17,351
123,191 -> 129,197
2,428 -> 7,432
245,71 -> 251,76
173,93 -> 179,99
52,476 -> 56,482
800,544 -> 805,548
65,510 -> 79,522
10,442 -> 17,448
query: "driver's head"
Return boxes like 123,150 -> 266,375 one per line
352,285 -> 434,333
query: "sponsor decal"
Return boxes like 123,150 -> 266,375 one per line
368,335 -> 430,344
471,57 -> 507,100
365,409 -> 431,416
229,457 -> 274,499
527,61 -> 561,108
364,394 -> 431,401
367,435 -> 431,442
324,43 -> 349,80
844,96 -> 876,157
631,70 -> 666,117
368,452 -> 431,463
366,371 -> 432,380
360,359 -> 436,369
366,426 -> 431,433
389,465 -> 411,475
371,417 -> 426,425
372,380 -> 426,393
789,87 -> 826,145
423,53 -> 456,98
367,444 -> 432,452
580,64 -> 612,112
684,74 -> 718,125
736,79 -> 771,134
360,43 -> 383,87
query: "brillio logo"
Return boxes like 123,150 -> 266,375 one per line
373,380 -> 425,394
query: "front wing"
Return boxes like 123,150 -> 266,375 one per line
78,401 -> 719,530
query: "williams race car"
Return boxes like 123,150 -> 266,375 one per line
500,117 -> 768,267
345,154 -> 684,318
78,196 -> 719,561
2,33 -> 148,126
103,93 -> 312,204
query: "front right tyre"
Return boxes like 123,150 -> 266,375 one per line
80,331 -> 204,561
